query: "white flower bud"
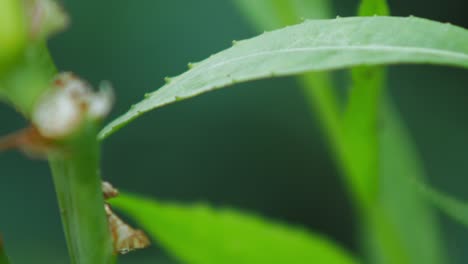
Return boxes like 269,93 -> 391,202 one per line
88,81 -> 114,120
32,72 -> 113,139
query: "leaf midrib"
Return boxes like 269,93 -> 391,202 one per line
204,45 -> 468,72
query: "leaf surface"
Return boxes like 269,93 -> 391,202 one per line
111,193 -> 360,264
100,16 -> 468,139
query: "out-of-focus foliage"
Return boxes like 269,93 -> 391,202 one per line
0,0 -> 26,75
368,102 -> 447,264
1,1 -> 468,263
358,0 -> 390,16
0,236 -> 10,264
234,0 -> 330,30
112,193 -> 359,264
416,179 -> 468,228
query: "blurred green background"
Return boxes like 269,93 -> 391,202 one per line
1,0 -> 468,263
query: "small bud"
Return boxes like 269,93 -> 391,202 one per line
102,181 -> 119,200
88,81 -> 114,120
25,0 -> 69,40
32,72 -> 114,139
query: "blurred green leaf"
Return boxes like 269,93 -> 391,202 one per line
372,102 -> 446,264
0,236 -> 10,264
0,43 -> 56,116
358,0 -> 390,16
234,0 -> 330,30
0,0 -> 26,76
342,65 -> 386,205
100,16 -> 468,139
342,0 -> 389,207
111,193 -> 360,264
348,1 -> 445,264
415,177 -> 468,228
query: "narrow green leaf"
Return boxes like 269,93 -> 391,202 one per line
0,235 -> 10,264
342,65 -> 386,205
415,178 -> 468,228
375,102 -> 446,264
234,0 -> 331,30
349,1 -> 444,264
100,16 -> 468,139
358,0 -> 390,16
111,193 -> 360,264
345,2 -> 402,262
341,0 -> 389,205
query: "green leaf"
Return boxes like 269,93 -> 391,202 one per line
358,0 -> 390,16
0,0 -> 26,75
341,65 -> 386,205
347,2 -> 445,264
111,193 -> 360,264
235,1 -> 446,264
341,0 -> 389,205
0,43 -> 56,116
373,102 -> 446,264
100,16 -> 468,139
234,0 -> 331,30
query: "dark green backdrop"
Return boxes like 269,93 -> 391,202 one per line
1,0 -> 467,263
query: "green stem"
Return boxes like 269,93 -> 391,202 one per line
49,123 -> 115,264
0,3 -> 115,264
